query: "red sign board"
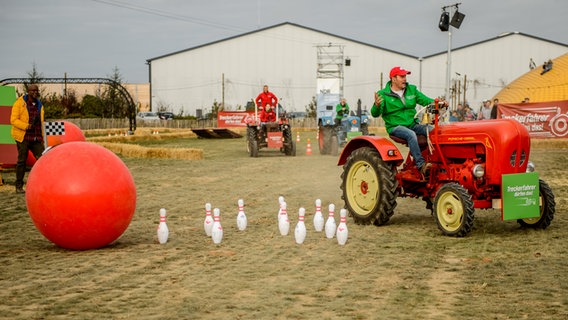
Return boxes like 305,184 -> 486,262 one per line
267,132 -> 283,148
217,111 -> 256,128
498,100 -> 568,138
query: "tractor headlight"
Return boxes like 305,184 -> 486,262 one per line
363,118 -> 368,124
325,119 -> 331,125
526,161 -> 535,172
472,164 -> 485,178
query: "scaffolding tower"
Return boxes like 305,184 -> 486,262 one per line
316,43 -> 345,96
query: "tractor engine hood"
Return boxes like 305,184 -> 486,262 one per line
432,119 -> 531,181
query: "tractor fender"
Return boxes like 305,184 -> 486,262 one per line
337,135 -> 404,166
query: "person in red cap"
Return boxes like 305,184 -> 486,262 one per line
371,66 -> 441,177
256,85 -> 278,123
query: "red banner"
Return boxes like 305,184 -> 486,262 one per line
217,111 -> 256,128
498,100 -> 568,138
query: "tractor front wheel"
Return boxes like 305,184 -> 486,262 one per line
517,179 -> 555,229
433,183 -> 474,237
340,147 -> 398,225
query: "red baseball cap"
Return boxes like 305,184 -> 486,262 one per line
389,66 -> 411,78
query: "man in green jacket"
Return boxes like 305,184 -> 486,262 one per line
371,66 -> 436,176
335,98 -> 349,126
10,84 -> 45,193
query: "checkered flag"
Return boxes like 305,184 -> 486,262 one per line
44,121 -> 66,136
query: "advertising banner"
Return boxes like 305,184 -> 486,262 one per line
501,172 -> 540,221
499,100 -> 568,138
217,111 -> 255,128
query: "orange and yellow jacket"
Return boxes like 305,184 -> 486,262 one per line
10,94 -> 44,143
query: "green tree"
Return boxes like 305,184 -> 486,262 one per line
102,66 -> 127,118
81,94 -> 105,118
305,96 -> 317,118
210,99 -> 224,119
25,62 -> 43,91
43,92 -> 65,119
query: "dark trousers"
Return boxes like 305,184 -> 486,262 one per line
15,140 -> 45,188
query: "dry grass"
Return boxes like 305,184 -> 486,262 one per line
1,130 -> 567,320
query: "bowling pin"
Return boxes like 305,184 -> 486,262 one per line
237,199 -> 247,231
157,208 -> 169,244
313,199 -> 324,232
278,202 -> 290,236
277,196 -> 285,220
204,203 -> 213,236
336,209 -> 348,245
211,208 -> 223,244
325,203 -> 336,239
295,207 -> 307,244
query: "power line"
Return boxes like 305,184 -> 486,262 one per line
91,0 -> 248,32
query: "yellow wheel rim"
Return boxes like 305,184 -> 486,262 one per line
436,190 -> 464,232
346,160 -> 379,216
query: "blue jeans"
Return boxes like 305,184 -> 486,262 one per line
390,123 -> 432,169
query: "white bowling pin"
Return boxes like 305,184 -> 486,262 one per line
157,208 -> 169,244
278,202 -> 290,236
237,199 -> 247,231
336,208 -> 348,246
325,203 -> 337,239
295,207 -> 307,244
277,196 -> 285,220
313,199 -> 324,232
204,203 -> 213,236
211,208 -> 223,244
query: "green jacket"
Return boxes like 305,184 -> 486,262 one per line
335,102 -> 349,119
371,81 -> 434,133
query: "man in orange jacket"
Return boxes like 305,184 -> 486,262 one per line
10,84 -> 45,194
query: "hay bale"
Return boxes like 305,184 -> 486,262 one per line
96,142 -> 203,160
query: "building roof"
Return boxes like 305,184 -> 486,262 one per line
422,31 -> 568,58
493,52 -> 568,103
147,22 -> 417,62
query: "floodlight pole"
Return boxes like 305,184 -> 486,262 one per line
446,26 -> 452,103
442,3 -> 461,105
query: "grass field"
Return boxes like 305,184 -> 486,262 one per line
1,129 -> 567,320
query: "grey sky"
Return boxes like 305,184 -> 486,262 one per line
1,0 -> 566,84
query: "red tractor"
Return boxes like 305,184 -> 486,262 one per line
246,103 -> 296,157
338,100 -> 555,236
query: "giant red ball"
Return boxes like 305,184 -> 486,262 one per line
25,142 -> 136,250
47,121 -> 86,147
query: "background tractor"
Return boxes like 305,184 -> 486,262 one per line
338,100 -> 555,237
246,102 -> 296,157
316,93 -> 370,156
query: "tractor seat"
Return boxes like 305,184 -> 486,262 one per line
389,134 -> 428,150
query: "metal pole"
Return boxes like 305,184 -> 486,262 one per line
446,26 -> 452,103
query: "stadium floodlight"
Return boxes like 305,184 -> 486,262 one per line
439,11 -> 450,31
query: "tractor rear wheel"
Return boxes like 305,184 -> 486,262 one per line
247,127 -> 259,157
361,123 -> 369,136
330,134 -> 339,156
318,126 -> 332,155
341,147 -> 398,225
249,140 -> 258,157
517,179 -> 555,229
433,183 -> 474,237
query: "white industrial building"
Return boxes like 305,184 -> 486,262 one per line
147,22 -> 567,116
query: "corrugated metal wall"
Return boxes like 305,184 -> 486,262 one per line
149,25 -> 567,116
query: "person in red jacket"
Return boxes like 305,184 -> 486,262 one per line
256,85 -> 278,123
